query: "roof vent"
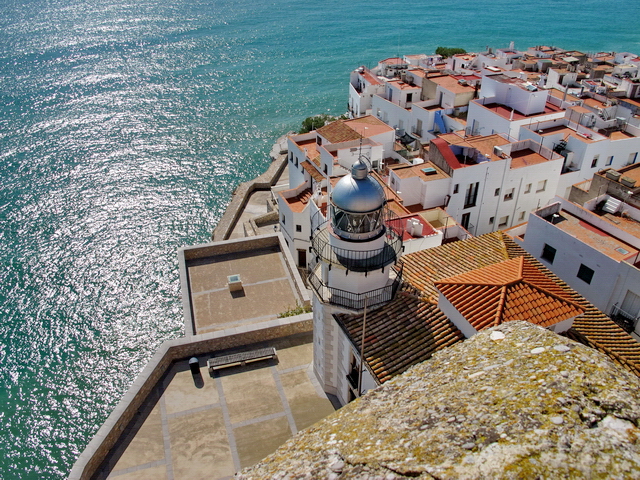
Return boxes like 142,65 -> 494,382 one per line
621,176 -> 636,188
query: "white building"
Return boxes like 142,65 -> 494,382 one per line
348,66 -> 385,118
518,107 -> 640,198
466,74 -> 567,139
278,115 -> 441,268
387,132 -> 563,236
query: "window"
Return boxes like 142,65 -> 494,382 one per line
406,93 -> 413,103
541,244 -> 557,264
464,182 -> 479,208
461,212 -> 471,229
323,164 -> 328,174
524,183 -> 532,194
518,211 -> 526,221
591,155 -> 599,168
296,225 -> 302,232
629,152 -> 638,165
489,216 -> 494,224
536,180 -> 547,193
504,188 -> 514,201
297,249 -> 306,268
606,155 -> 614,166
498,215 -> 509,228
577,264 -> 594,284
494,188 -> 500,196
453,184 -> 459,194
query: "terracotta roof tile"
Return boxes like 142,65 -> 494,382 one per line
300,160 -> 324,183
336,232 -> 640,385
317,120 -> 362,144
435,257 -> 584,330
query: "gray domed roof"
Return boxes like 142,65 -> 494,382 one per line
331,159 -> 385,213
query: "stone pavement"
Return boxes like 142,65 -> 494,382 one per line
106,334 -> 335,480
187,247 -> 302,335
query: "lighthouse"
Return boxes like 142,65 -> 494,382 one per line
308,157 -> 403,399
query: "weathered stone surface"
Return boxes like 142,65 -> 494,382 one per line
237,322 -> 640,479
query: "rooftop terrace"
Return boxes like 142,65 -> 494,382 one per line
180,235 -> 309,336
101,333 -> 335,480
540,208 -> 640,263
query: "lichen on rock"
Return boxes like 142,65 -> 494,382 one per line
237,321 -> 640,479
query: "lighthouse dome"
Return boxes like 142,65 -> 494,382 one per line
331,158 -> 385,213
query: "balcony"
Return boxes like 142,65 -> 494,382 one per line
307,262 -> 403,312
610,304 -> 638,333
310,210 -> 403,273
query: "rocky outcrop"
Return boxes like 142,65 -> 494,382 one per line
238,322 -> 640,479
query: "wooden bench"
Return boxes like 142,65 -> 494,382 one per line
207,347 -> 277,373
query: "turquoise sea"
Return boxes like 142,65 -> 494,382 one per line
1,0 -> 639,477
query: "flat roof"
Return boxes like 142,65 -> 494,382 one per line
387,79 -> 421,91
439,133 -> 511,162
476,100 -> 564,121
510,148 -> 552,168
389,161 -> 450,181
182,236 -> 308,336
292,137 -> 321,165
490,74 -> 540,91
527,124 -> 602,143
428,75 -> 476,94
548,88 -> 581,103
358,67 -> 381,85
545,209 -> 639,262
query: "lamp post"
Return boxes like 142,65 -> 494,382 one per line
357,295 -> 368,397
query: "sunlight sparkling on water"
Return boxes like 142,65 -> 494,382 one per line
1,0 -> 640,477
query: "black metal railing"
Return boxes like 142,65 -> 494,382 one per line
310,209 -> 404,272
307,263 -> 403,312
610,304 -> 637,333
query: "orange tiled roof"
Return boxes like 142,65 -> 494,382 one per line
345,116 -> 395,137
334,289 -> 464,384
435,257 -> 584,330
300,160 -> 324,183
336,232 -> 640,385
317,120 -> 362,144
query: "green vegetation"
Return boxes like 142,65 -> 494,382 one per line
435,46 -> 467,58
278,302 -> 312,318
299,113 -> 347,133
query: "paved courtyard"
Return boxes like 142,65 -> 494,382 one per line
105,334 -> 335,480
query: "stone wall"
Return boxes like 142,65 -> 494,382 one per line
239,321 -> 640,479
212,152 -> 287,242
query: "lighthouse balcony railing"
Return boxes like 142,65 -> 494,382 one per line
307,262 -> 403,312
310,210 -> 404,273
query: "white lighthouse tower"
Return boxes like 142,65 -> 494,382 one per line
308,158 -> 403,401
